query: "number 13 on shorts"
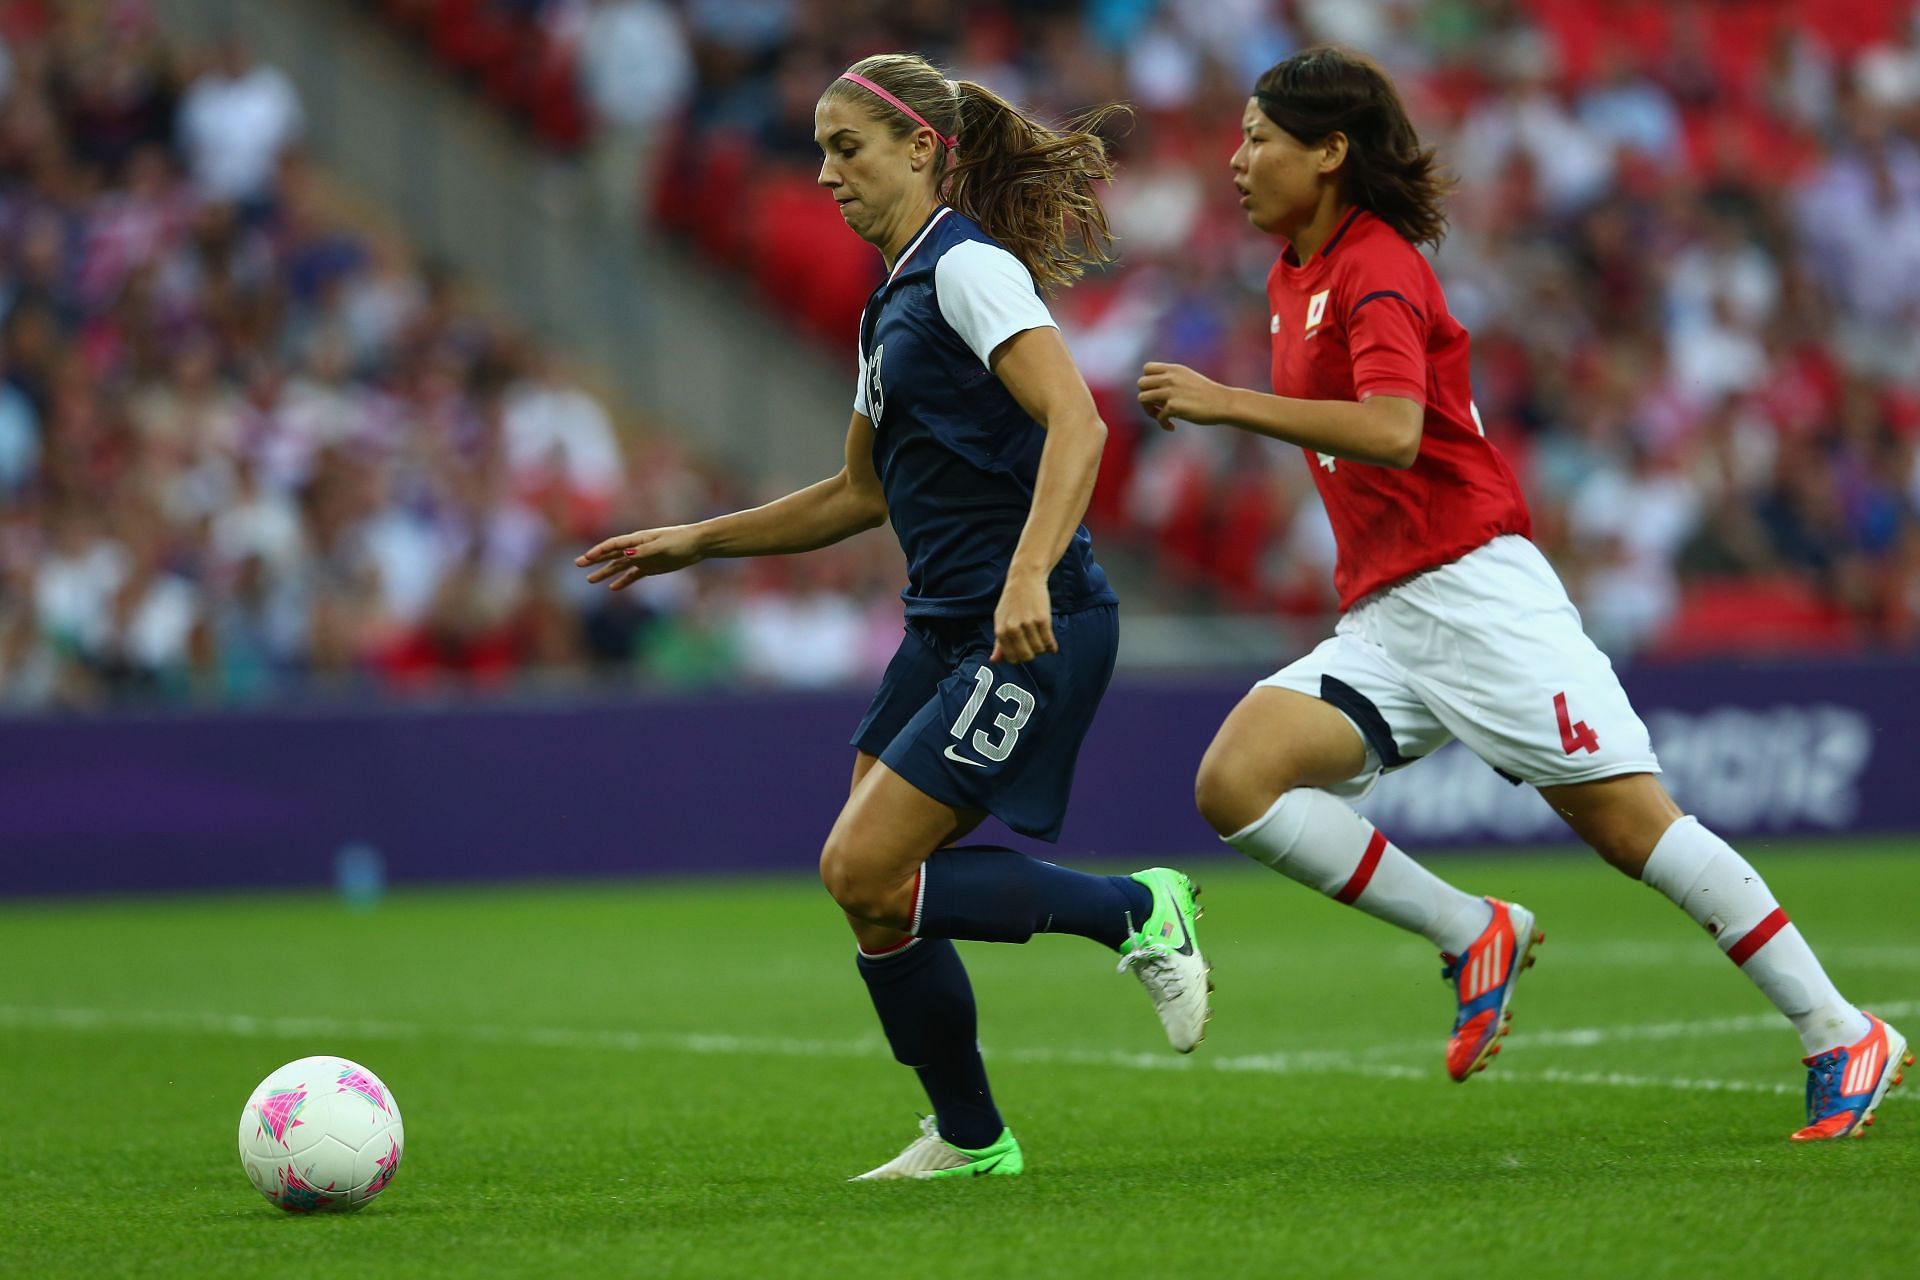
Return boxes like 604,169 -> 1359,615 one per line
951,666 -> 1036,763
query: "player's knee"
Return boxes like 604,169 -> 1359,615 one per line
817,840 -> 863,913
1195,750 -> 1287,838
817,837 -> 888,920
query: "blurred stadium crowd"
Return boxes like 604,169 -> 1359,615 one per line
383,0 -> 1920,659
2,0 -> 1919,709
586,0 -> 1920,658
0,0 -> 914,708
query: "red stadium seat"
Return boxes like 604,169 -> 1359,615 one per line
527,39 -> 589,151
1647,576 -> 1863,659
1790,0 -> 1899,56
677,133 -> 755,260
428,0 -> 489,74
0,0 -> 51,45
744,173 -> 877,345
1211,470 -> 1278,611
1154,462 -> 1215,590
1086,392 -> 1139,532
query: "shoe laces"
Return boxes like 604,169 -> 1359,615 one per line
885,1115 -> 946,1162
1804,1050 -> 1845,1119
1118,943 -> 1187,999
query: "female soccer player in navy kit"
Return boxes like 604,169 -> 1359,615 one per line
1138,46 -> 1906,1140
579,54 -> 1210,1179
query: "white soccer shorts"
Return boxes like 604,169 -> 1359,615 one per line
1258,535 -> 1659,799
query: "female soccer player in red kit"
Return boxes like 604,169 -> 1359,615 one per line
1137,46 -> 1907,1140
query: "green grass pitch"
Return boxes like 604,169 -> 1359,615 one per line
4,841 -> 1918,1279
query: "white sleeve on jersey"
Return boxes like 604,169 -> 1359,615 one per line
934,240 -> 1057,368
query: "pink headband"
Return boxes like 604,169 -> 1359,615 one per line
839,72 -> 957,150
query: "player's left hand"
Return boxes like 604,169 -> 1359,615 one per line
991,570 -> 1056,665
1137,361 -> 1229,430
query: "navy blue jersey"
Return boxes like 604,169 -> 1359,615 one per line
855,207 -> 1116,619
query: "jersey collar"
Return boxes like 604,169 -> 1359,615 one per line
888,206 -> 952,283
1280,206 -> 1364,270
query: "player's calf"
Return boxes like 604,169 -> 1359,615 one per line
1539,772 -> 1681,879
1225,788 -> 1495,955
1639,815 -> 1871,1058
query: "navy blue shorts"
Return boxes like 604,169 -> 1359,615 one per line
850,603 -> 1119,842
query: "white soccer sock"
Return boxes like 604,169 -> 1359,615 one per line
1226,788 -> 1493,955
1640,815 -> 1869,1055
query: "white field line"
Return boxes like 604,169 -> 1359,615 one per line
2,1003 -> 1913,1106
1441,999 -> 1920,1054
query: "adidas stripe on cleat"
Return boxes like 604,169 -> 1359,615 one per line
1792,1013 -> 1910,1142
851,1116 -> 1024,1180
1441,898 -> 1542,1083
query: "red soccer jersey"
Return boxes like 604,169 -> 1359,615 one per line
1267,207 -> 1531,608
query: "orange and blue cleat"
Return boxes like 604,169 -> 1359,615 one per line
1441,898 -> 1543,1082
1791,1012 -> 1911,1141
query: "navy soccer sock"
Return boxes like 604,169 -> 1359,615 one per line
856,937 -> 1003,1150
913,846 -> 1153,951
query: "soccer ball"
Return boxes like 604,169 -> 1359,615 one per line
237,1056 -> 404,1212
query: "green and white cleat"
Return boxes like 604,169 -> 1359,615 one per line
850,1116 -> 1024,1181
1117,867 -> 1212,1053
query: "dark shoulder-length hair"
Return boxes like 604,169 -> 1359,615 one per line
1253,46 -> 1452,249
821,52 -> 1129,292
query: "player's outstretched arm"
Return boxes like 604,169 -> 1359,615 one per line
1136,361 -> 1424,469
989,326 -> 1108,664
576,413 -> 888,591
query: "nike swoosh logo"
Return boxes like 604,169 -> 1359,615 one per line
1165,892 -> 1196,957
943,745 -> 987,769
969,1154 -> 1005,1176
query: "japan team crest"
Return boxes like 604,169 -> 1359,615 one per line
1305,289 -> 1330,333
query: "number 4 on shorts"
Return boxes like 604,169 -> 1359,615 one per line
1554,691 -> 1600,756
